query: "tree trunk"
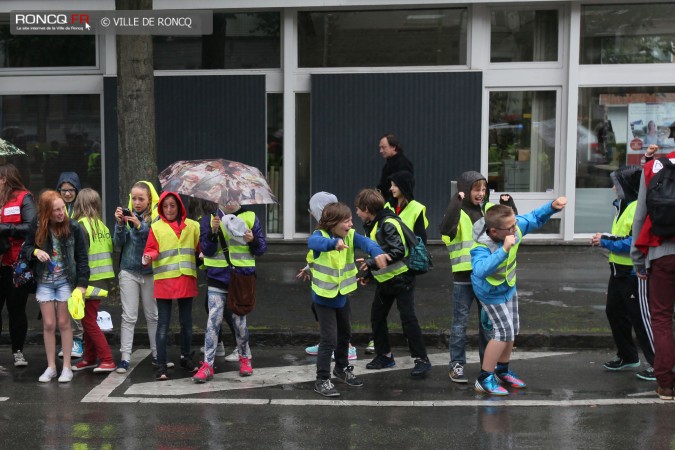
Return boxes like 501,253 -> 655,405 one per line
116,0 -> 157,205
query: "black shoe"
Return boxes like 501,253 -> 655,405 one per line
410,358 -> 432,378
366,354 -> 395,370
314,378 -> 340,397
180,355 -> 197,373
636,367 -> 656,381
603,357 -> 640,371
333,365 -> 364,387
155,365 -> 168,381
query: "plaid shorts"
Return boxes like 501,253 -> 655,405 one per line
479,292 -> 519,342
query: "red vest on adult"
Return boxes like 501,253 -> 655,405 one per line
635,150 -> 675,255
0,190 -> 29,266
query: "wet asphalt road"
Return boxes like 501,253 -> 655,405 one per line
1,346 -> 673,449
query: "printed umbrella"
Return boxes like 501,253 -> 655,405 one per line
159,159 -> 278,206
0,138 -> 26,156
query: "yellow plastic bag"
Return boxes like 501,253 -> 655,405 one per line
68,289 -> 85,320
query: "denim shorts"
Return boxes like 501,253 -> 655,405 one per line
36,278 -> 72,303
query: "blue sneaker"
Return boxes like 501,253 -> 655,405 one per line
305,344 -> 319,356
366,354 -> 395,370
116,360 -> 130,374
475,374 -> 509,396
603,357 -> 640,371
496,370 -> 527,389
71,338 -> 83,359
331,346 -> 358,361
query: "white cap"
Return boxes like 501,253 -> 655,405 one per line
309,192 -> 338,222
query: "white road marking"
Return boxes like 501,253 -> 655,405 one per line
82,350 -> 670,407
123,351 -> 573,396
0,397 -> 8,402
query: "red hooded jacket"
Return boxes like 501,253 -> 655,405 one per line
143,192 -> 200,299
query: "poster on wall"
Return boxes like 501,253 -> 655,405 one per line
626,103 -> 675,164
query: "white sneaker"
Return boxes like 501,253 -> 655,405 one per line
13,351 -> 28,367
224,348 -> 239,362
39,367 -> 58,383
58,367 -> 73,383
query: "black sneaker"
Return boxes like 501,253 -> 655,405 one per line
155,365 -> 168,381
410,358 -> 432,378
603,357 -> 640,371
366,354 -> 395,370
333,365 -> 364,387
636,367 -> 656,381
180,356 -> 197,373
314,378 -> 340,397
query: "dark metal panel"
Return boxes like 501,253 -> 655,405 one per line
311,72 -> 482,240
103,75 -> 267,224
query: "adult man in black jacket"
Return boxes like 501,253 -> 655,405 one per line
377,134 -> 414,204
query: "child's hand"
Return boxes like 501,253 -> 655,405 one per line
646,144 -> 659,158
35,249 -> 51,263
552,197 -> 568,210
590,232 -> 602,247
458,192 -> 465,200
503,235 -> 517,252
126,213 -> 141,230
373,253 -> 391,270
356,257 -> 368,272
114,207 -> 125,225
500,194 -> 512,203
296,267 -> 310,281
243,229 -> 254,243
142,254 -> 152,265
211,215 -> 221,234
335,239 -> 347,251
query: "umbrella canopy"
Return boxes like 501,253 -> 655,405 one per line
159,159 -> 277,206
0,138 -> 26,156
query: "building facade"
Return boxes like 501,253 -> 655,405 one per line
1,0 -> 674,241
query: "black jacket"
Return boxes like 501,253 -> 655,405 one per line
364,208 -> 414,289
23,218 -> 90,289
377,152 -> 414,204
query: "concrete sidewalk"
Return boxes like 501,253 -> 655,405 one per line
5,243 -> 624,351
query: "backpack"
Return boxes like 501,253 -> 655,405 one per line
392,217 -> 433,275
646,157 -> 675,238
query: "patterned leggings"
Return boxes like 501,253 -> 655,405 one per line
204,288 -> 250,365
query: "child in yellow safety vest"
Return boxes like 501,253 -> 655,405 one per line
385,170 -> 428,244
143,192 -> 200,381
70,188 -> 116,373
591,165 -> 655,381
308,202 -> 389,397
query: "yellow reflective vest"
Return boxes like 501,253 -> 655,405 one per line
151,219 -> 200,280
203,211 -> 257,269
385,200 -> 428,231
441,202 -> 494,272
475,227 -> 522,287
78,218 -> 114,281
608,201 -> 637,267
310,229 -> 358,298
369,218 -> 409,283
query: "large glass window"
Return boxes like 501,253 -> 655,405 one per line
490,9 -> 558,63
154,12 -> 280,70
0,95 -> 101,193
298,9 -> 467,67
267,93 -> 283,234
0,15 -> 96,68
581,4 -> 675,65
488,91 -> 557,193
575,86 -> 675,233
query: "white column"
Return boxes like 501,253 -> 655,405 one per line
563,3 -> 581,241
282,9 -> 297,239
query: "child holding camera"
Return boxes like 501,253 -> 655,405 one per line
113,181 -> 163,373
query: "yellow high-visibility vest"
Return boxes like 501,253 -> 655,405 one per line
385,200 -> 429,231
475,227 -> 522,287
608,201 -> 637,266
441,203 -> 494,272
78,218 -> 114,281
151,219 -> 199,280
369,218 -> 409,283
311,229 -> 357,298
203,211 -> 257,269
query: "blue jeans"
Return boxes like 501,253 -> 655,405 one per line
449,283 -> 491,365
155,298 -> 193,366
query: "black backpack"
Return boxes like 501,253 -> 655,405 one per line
646,157 -> 675,238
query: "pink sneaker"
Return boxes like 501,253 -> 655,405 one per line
192,361 -> 214,383
239,356 -> 253,377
